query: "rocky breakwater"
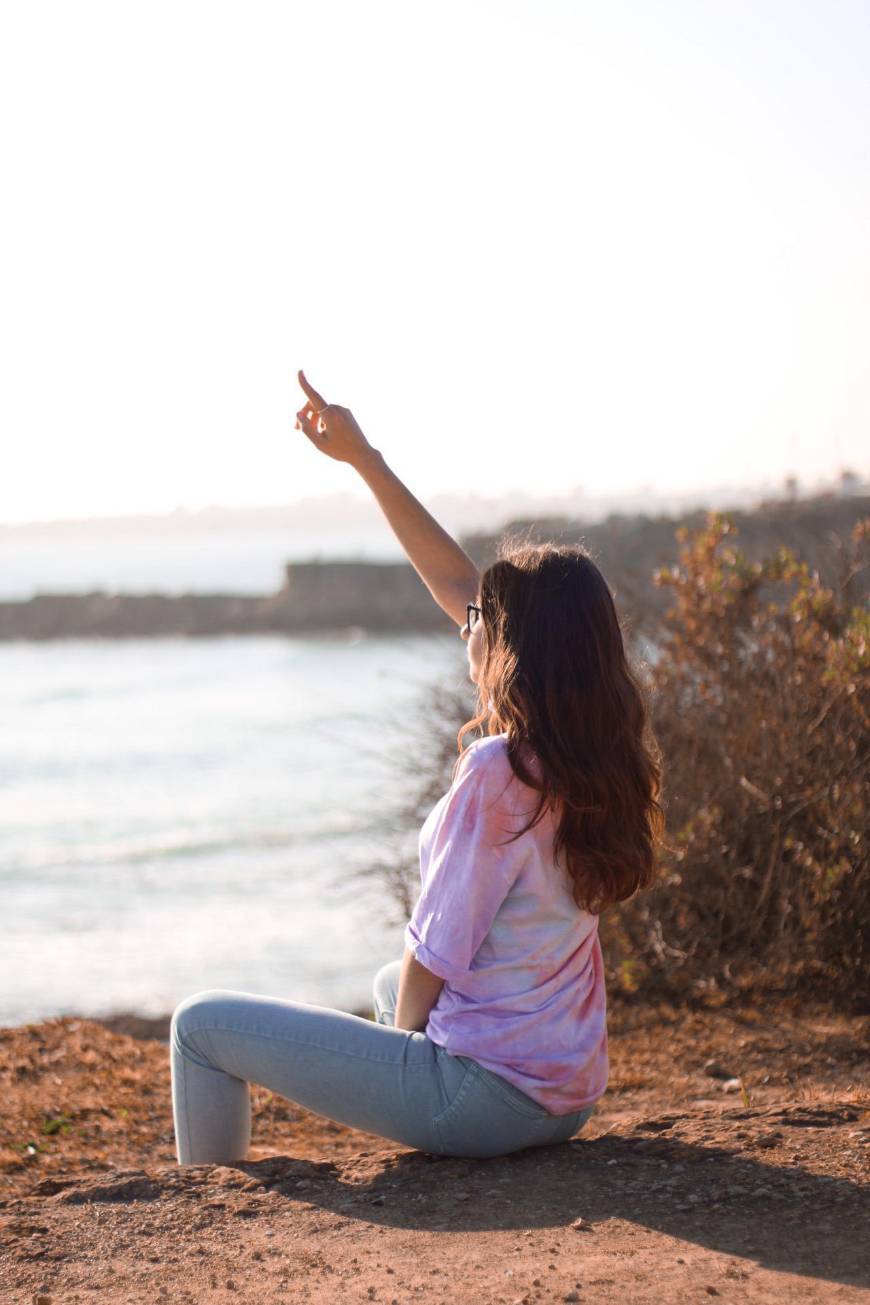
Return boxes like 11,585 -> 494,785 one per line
0,561 -> 455,640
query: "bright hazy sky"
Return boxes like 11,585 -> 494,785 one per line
2,0 -> 868,524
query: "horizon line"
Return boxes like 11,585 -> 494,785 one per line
2,468 -> 868,532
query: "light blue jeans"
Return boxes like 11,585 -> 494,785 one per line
170,959 -> 594,1164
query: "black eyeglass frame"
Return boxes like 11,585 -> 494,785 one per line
466,603 -> 483,631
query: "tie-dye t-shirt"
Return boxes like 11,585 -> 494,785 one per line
403,733 -> 608,1115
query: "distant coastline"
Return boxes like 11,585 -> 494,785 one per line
0,559 -> 454,640
1,493 -> 866,640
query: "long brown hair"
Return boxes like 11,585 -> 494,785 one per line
458,539 -> 665,914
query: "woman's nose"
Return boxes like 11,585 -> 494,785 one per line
460,623 -> 470,642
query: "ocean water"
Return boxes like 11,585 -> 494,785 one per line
0,633 -> 468,1027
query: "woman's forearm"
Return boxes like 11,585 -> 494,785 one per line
354,447 -> 480,627
395,946 -> 445,1033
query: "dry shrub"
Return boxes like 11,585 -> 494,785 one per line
603,511 -> 869,1007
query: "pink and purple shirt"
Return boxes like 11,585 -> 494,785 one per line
403,733 -> 608,1114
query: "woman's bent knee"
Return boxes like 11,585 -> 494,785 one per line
171,989 -> 234,1049
372,959 -> 401,992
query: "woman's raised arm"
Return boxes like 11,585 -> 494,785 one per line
295,370 -> 479,627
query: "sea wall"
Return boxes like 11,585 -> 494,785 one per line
270,560 -> 451,632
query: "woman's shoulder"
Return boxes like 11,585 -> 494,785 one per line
458,732 -> 509,773
464,732 -> 509,759
457,733 -> 536,797
462,732 -> 542,770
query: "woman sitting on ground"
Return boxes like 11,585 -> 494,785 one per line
169,370 -> 664,1163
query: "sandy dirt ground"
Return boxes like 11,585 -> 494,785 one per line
0,1001 -> 867,1304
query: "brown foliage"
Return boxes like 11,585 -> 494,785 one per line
603,512 -> 869,1007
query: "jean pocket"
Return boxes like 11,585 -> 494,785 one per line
430,1057 -> 479,1131
472,1065 -> 552,1119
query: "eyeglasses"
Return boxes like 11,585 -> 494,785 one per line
466,603 -> 482,631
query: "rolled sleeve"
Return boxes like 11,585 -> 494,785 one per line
403,921 -> 472,985
405,746 -> 523,986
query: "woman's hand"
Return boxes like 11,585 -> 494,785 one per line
295,369 -> 376,469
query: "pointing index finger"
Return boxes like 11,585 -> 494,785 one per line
297,369 -> 328,412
